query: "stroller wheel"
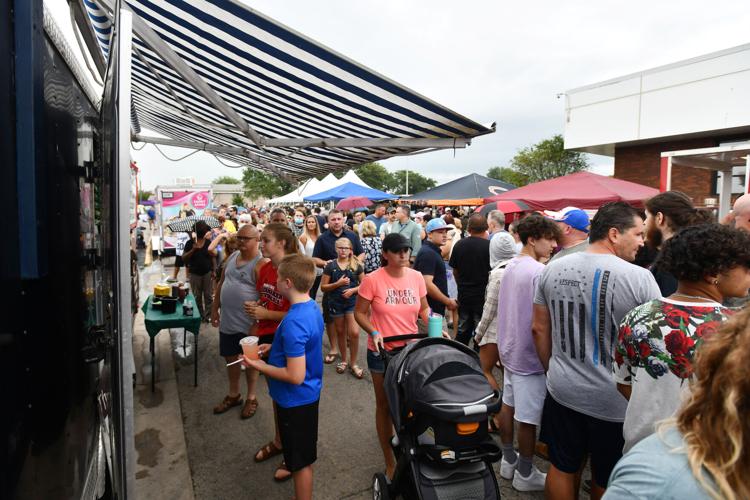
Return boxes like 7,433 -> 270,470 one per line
372,473 -> 391,500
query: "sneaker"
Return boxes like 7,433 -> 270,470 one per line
499,455 -> 518,480
512,466 -> 547,492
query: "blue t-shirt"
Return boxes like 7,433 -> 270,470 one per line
365,214 -> 387,232
267,300 -> 325,408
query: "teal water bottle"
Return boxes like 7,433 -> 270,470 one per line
428,314 -> 443,338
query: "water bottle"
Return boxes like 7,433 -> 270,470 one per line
428,314 -> 443,338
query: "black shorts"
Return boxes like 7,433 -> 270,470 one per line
277,400 -> 319,472
174,254 -> 184,267
219,331 -> 273,357
322,292 -> 332,324
539,393 -> 624,488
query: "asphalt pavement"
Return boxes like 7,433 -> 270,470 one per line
155,256 -> 558,499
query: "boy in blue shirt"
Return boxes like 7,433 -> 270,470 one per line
242,254 -> 324,500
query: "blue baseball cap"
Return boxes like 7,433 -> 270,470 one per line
425,218 -> 448,233
544,207 -> 590,233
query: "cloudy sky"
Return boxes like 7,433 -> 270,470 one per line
120,0 -> 750,189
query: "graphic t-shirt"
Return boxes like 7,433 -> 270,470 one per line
322,260 -> 363,302
267,300 -> 324,408
614,298 -> 732,452
358,267 -> 427,352
497,256 -> 545,375
255,261 -> 291,337
175,232 -> 191,257
533,252 -> 660,421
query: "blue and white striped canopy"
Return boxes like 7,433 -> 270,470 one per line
83,0 -> 493,180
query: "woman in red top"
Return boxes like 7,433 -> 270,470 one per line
246,222 -> 299,481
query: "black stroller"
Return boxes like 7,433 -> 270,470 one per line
373,334 -> 502,500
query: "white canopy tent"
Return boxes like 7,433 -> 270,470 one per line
339,169 -> 369,187
268,169 -> 373,204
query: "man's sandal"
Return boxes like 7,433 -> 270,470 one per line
324,352 -> 338,364
254,441 -> 282,463
240,398 -> 258,419
213,394 -> 242,414
336,361 -> 348,374
273,460 -> 292,482
350,365 -> 364,379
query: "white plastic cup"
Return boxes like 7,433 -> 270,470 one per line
239,336 -> 260,360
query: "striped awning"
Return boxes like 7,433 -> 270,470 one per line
81,0 -> 494,180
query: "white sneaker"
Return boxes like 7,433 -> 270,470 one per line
499,455 -> 517,480
512,466 -> 547,492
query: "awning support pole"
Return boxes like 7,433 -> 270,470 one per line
719,168 -> 732,219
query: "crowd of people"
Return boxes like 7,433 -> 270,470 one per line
164,193 -> 750,499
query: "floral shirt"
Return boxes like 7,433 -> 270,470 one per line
614,298 -> 733,452
361,236 -> 382,274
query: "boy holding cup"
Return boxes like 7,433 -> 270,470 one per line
241,254 -> 324,500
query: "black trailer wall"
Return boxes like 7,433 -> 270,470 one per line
1,1 -> 113,498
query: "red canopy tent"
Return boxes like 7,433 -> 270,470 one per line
482,171 -> 658,210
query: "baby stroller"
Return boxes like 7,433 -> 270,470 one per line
373,334 -> 502,500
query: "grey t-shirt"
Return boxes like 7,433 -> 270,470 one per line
549,240 -> 589,262
219,251 -> 261,335
534,252 -> 660,421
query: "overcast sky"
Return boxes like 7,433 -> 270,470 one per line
119,0 -> 750,190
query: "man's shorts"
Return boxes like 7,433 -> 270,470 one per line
501,370 -> 546,426
328,296 -> 355,318
219,331 -> 273,357
277,400 -> 319,472
539,393 -> 625,488
174,254 -> 184,267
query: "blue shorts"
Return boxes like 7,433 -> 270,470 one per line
366,350 -> 385,374
328,296 -> 355,317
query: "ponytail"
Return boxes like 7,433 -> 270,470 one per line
262,223 -> 300,256
645,191 -> 715,231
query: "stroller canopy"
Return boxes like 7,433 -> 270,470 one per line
385,338 -> 494,429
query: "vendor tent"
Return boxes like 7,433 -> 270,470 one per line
483,171 -> 658,210
305,182 -> 396,202
401,173 -> 515,205
339,170 -> 370,187
83,0 -> 494,181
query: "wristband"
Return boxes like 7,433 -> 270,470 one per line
370,330 -> 380,337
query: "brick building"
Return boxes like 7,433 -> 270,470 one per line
563,43 -> 750,217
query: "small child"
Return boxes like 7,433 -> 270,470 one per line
242,254 -> 324,500
320,237 -> 365,378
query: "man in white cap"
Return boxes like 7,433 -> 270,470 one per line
544,207 -> 590,262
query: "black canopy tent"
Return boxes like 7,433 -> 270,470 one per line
401,173 -> 515,205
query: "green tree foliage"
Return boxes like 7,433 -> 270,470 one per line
138,190 -> 153,202
388,170 -> 437,195
231,194 -> 245,206
354,162 -> 392,192
241,168 -> 293,199
213,175 -> 241,184
487,167 -> 530,187
510,134 -> 589,183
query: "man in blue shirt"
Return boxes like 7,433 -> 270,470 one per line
365,204 -> 388,232
413,218 -> 457,324
243,254 -> 324,498
312,209 -> 364,363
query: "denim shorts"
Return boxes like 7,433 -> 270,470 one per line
366,350 -> 385,374
329,297 -> 355,318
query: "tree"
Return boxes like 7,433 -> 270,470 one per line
510,134 -> 589,183
138,190 -> 153,202
354,162 -> 392,192
241,168 -> 293,200
213,175 -> 241,184
388,170 -> 437,195
487,167 -> 530,187
231,194 -> 245,207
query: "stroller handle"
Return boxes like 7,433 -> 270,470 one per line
376,333 -> 428,369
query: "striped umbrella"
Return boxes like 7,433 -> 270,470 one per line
167,216 -> 220,232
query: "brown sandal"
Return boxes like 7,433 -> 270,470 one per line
240,398 -> 258,419
336,361 -> 348,374
213,394 -> 243,414
350,365 -> 364,379
254,441 -> 283,463
273,460 -> 292,482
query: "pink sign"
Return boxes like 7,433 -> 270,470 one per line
192,192 -> 209,209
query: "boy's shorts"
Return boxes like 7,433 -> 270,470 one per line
539,393 -> 624,488
501,369 -> 546,426
328,296 -> 355,318
219,332 -> 273,357
277,400 -> 319,472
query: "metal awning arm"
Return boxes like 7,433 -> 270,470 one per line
262,137 -> 471,148
97,0 -> 265,148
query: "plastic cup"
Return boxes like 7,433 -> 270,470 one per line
428,315 -> 443,338
239,336 -> 260,360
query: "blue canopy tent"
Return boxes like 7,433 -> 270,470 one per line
304,182 -> 397,202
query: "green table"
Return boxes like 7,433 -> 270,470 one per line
142,294 -> 202,392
